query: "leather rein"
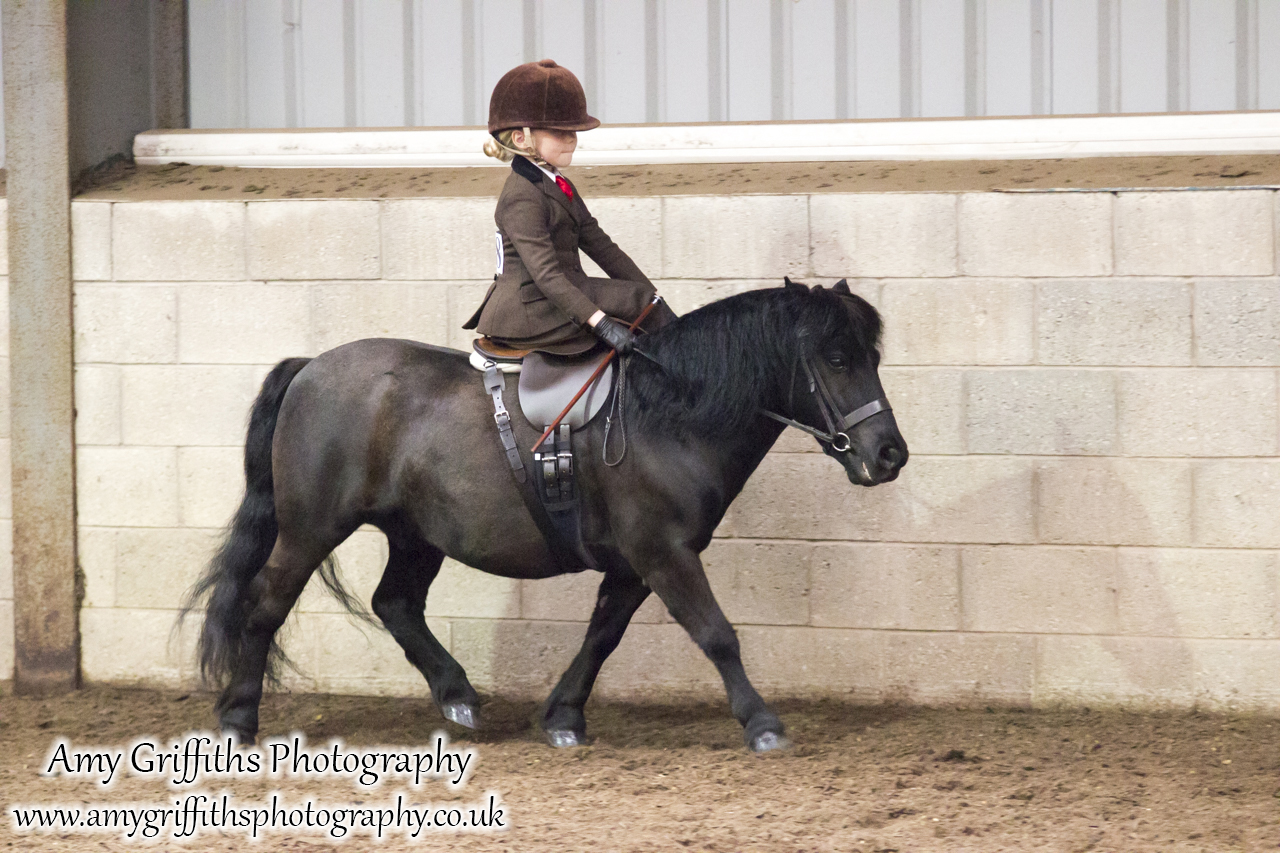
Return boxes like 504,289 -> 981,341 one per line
759,356 -> 891,453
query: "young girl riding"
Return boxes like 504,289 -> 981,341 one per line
462,59 -> 675,355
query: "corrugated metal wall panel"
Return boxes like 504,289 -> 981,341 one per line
597,0 -> 647,124
189,0 -> 244,128
725,0 -> 772,121
244,0 -> 288,127
477,0 -> 526,122
657,0 -> 710,122
1049,0 -> 1100,114
919,0 -> 967,118
985,0 -> 1036,117
1263,0 -> 1280,110
1118,0 -> 1169,112
172,0 -> 1280,129
1188,0 -> 1236,111
1050,0 -> 1099,115
852,0 -> 902,119
538,0 -> 587,100
790,0 -> 839,121
354,0 -> 408,126
3,0 -> 1273,169
418,0 -> 467,126
297,0 -> 346,127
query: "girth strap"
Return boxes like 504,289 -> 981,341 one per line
484,362 -> 526,482
483,363 -> 591,572
533,423 -> 598,570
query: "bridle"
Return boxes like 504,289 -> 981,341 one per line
759,355 -> 891,453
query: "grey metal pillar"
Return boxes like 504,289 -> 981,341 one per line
151,0 -> 189,130
3,0 -> 80,694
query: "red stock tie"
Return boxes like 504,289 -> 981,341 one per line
555,175 -> 574,200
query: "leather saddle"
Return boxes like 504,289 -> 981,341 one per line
471,338 -> 615,431
472,337 -> 615,572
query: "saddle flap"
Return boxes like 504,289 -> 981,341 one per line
518,352 -> 614,431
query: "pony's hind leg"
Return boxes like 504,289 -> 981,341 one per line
216,529 -> 343,743
541,566 -> 652,747
371,536 -> 482,728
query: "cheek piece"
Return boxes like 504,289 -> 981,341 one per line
759,355 -> 890,454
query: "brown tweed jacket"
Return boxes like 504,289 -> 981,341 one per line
462,156 -> 656,354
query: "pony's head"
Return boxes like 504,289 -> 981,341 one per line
781,277 -> 908,486
626,279 -> 908,486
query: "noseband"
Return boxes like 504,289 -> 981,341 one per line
759,357 -> 890,453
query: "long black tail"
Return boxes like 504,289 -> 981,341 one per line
180,357 -> 312,687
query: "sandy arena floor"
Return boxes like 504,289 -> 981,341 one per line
2,686 -> 1278,851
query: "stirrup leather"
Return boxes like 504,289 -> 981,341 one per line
484,362 -> 526,482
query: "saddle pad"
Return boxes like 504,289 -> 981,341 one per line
469,350 -> 521,373
518,352 -> 615,430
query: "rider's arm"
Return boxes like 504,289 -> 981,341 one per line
577,204 -> 653,288
496,190 -> 602,329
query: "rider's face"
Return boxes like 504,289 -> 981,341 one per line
528,129 -> 578,169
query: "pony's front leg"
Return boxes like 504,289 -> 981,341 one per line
541,566 -> 652,747
629,545 -> 788,752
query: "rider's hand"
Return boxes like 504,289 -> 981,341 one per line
592,316 -> 636,355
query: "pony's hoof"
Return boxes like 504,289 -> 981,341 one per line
545,729 -> 587,748
749,731 -> 791,753
441,703 -> 480,730
219,726 -> 256,747
217,708 -> 259,747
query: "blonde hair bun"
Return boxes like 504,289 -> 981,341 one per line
482,128 -> 546,165
483,134 -> 513,162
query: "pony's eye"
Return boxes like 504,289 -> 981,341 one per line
827,353 -> 847,370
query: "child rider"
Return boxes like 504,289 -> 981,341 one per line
462,59 -> 675,356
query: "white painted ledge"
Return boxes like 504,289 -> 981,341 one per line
135,112 -> 1280,168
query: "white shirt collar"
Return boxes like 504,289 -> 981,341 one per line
532,160 -> 561,182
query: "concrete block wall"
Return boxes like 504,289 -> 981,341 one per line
63,186 -> 1280,712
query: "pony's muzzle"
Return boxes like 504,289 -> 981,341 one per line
840,420 -> 908,486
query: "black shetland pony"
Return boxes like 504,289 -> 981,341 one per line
185,279 -> 907,753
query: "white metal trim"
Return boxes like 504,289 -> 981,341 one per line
135,112 -> 1280,168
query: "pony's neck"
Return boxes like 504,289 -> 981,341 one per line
624,301 -> 797,444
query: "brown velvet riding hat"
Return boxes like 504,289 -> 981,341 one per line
488,59 -> 600,134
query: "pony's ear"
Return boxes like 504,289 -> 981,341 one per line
833,278 -> 851,296
784,276 -> 807,293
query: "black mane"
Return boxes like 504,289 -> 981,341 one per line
626,283 -> 882,439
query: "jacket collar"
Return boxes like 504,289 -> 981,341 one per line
512,155 -> 580,222
511,154 -> 544,184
